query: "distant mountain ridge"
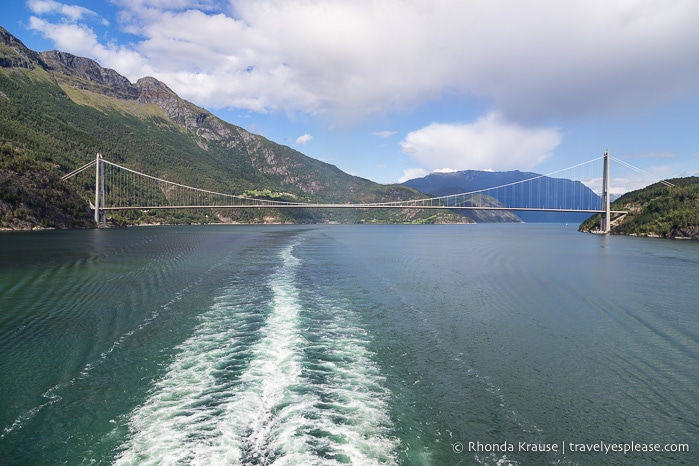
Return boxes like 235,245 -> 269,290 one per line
0,26 -> 468,228
403,169 -> 602,223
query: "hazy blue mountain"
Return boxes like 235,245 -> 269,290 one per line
403,170 -> 602,223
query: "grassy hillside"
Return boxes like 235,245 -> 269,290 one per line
579,177 -> 699,239
1,27 -> 462,228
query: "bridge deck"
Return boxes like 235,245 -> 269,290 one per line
103,205 -> 626,213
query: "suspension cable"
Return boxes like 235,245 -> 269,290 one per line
61,160 -> 96,180
611,157 -> 675,187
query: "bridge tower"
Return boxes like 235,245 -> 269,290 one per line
600,150 -> 611,233
94,153 -> 106,225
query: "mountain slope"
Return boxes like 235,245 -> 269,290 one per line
579,177 -> 699,239
403,169 -> 602,223
0,150 -> 93,229
1,26 -> 462,228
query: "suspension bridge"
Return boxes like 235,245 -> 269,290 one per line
63,150 -> 639,233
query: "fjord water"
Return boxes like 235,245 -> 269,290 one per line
0,224 -> 696,465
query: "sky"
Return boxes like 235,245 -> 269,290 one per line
2,0 -> 699,194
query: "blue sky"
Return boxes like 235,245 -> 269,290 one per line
2,0 -> 699,193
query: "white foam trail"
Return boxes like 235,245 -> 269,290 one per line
115,244 -> 397,465
215,246 -> 309,464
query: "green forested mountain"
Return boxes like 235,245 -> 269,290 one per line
579,177 -> 699,239
0,26 -> 464,229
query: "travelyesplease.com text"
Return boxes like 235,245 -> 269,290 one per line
453,440 -> 690,455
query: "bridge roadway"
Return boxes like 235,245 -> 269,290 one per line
102,204 -> 626,214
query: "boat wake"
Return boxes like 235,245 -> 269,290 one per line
114,243 -> 397,465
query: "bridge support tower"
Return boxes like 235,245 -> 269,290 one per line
94,153 -> 106,225
600,150 -> 611,233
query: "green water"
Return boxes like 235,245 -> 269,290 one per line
1,224 -> 697,465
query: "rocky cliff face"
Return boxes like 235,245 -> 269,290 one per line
0,27 -> 48,69
135,76 -> 210,129
131,76 -> 347,194
131,76 -> 324,191
40,50 -> 141,99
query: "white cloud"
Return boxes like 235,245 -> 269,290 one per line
28,17 -> 99,55
295,133 -> 313,145
609,177 -> 652,196
25,0 -> 699,124
398,167 -> 429,183
28,0 -> 98,21
400,113 -> 562,172
433,168 -> 458,174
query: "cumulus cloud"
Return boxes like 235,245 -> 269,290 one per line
295,133 -> 313,145
25,0 -> 699,123
28,17 -> 100,55
400,113 -> 563,173
398,168 -> 429,183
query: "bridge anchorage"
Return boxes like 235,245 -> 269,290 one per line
63,151 -> 633,232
